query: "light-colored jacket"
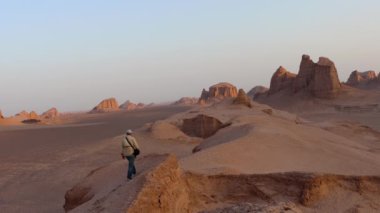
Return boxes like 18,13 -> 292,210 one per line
121,135 -> 140,157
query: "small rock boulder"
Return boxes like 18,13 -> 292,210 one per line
233,89 -> 252,108
198,82 -> 238,104
91,98 -> 119,113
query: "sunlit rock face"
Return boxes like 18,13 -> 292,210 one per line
198,82 -> 238,104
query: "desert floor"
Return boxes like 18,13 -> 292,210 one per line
0,106 -> 190,213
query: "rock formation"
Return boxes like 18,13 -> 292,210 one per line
173,97 -> 198,105
15,110 -> 39,120
41,107 -> 59,119
91,98 -> 119,112
346,70 -> 378,87
233,89 -> 252,108
29,111 -> 39,119
198,82 -> 238,104
269,66 -> 296,94
268,55 -> 342,98
311,57 -> 341,98
15,110 -> 29,118
119,100 -> 145,111
293,55 -> 316,92
181,114 -> 226,138
0,110 -> 3,119
247,86 -> 269,99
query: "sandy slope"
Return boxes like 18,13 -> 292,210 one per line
139,100 -> 380,176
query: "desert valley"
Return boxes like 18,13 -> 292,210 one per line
1,54 -> 380,212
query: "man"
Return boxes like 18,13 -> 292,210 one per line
121,129 -> 140,180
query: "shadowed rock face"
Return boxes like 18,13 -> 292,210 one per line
0,110 -> 3,119
42,107 -> 59,119
22,119 -> 41,124
268,55 -> 341,98
181,114 -> 224,138
269,66 -> 296,94
91,98 -> 119,112
198,82 -> 238,104
294,54 -> 316,92
233,89 -> 252,108
346,70 -> 378,86
247,86 -> 268,99
311,57 -> 341,98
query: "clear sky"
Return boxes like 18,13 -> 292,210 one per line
1,0 -> 380,115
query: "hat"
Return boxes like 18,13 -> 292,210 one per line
126,129 -> 133,135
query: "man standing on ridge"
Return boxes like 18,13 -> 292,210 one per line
121,129 -> 140,180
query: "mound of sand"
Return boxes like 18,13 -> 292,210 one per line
149,120 -> 189,141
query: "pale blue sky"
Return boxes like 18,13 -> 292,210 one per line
1,1 -> 380,115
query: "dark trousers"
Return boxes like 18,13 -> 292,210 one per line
126,155 -> 136,179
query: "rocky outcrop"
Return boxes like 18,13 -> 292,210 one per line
269,66 -> 296,94
29,111 -> 39,119
247,86 -> 268,99
91,98 -> 119,113
127,155 -> 190,213
311,57 -> 341,98
346,70 -> 378,87
0,110 -> 3,119
41,108 -> 59,119
15,110 -> 29,118
173,97 -> 198,105
181,114 -> 228,138
198,82 -> 238,104
268,55 -> 342,98
233,89 -> 252,108
293,55 -> 316,92
119,100 -> 145,111
15,110 -> 39,120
